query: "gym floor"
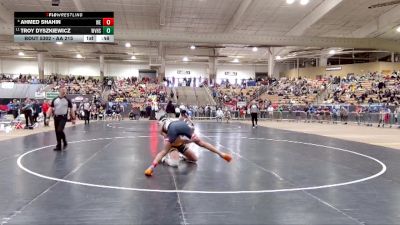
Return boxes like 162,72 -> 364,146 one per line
0,121 -> 399,225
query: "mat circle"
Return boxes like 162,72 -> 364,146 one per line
17,136 -> 386,194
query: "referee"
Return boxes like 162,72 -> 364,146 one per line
249,100 -> 259,128
46,87 -> 76,151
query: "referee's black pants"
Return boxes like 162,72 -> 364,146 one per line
12,110 -> 18,119
24,109 -> 33,128
54,115 -> 68,147
251,113 -> 258,127
84,110 -> 90,124
149,110 -> 156,120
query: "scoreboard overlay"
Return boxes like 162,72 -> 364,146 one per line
14,12 -> 114,43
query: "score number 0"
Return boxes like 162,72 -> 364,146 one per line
103,18 -> 114,26
102,18 -> 114,35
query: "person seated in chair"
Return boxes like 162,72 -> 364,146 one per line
128,109 -> 135,120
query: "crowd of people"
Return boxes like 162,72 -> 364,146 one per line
211,76 -> 326,108
49,75 -> 103,95
0,74 -> 43,84
324,72 -> 400,105
107,77 -> 167,103
3,98 -> 50,129
1,71 -> 400,129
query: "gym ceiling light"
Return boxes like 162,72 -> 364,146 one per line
300,0 -> 310,5
286,0 -> 309,5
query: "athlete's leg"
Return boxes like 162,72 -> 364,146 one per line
192,134 -> 232,162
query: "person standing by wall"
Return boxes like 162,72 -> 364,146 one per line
12,99 -> 19,119
165,100 -> 175,118
224,107 -> 231,123
42,100 -> 50,126
395,103 -> 400,128
216,107 -> 224,122
22,98 -> 34,129
175,105 -> 181,118
7,100 -> 15,119
32,100 -> 40,124
249,100 -> 259,128
83,98 -> 91,125
46,87 -> 75,151
150,100 -> 158,120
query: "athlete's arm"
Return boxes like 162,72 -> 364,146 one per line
145,142 -> 172,176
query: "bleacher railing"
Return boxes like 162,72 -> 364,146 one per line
190,110 -> 400,128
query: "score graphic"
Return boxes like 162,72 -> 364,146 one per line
103,17 -> 114,35
14,12 -> 114,43
103,18 -> 114,26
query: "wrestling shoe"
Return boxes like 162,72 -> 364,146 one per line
144,167 -> 153,176
161,155 -> 179,167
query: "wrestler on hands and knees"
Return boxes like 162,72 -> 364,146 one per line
144,114 -> 232,176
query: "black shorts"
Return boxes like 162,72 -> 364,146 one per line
167,121 -> 193,143
177,144 -> 188,154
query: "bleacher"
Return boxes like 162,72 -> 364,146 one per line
196,87 -> 216,106
328,74 -> 399,104
175,87 -> 215,106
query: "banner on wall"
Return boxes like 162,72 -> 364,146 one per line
224,72 -> 237,76
67,94 -> 93,102
177,70 -> 191,75
1,82 -> 14,89
224,102 -> 236,110
237,101 -> 247,108
34,91 -> 45,99
326,66 -> 342,71
45,92 -> 59,100
139,69 -> 157,80
247,80 -> 256,86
